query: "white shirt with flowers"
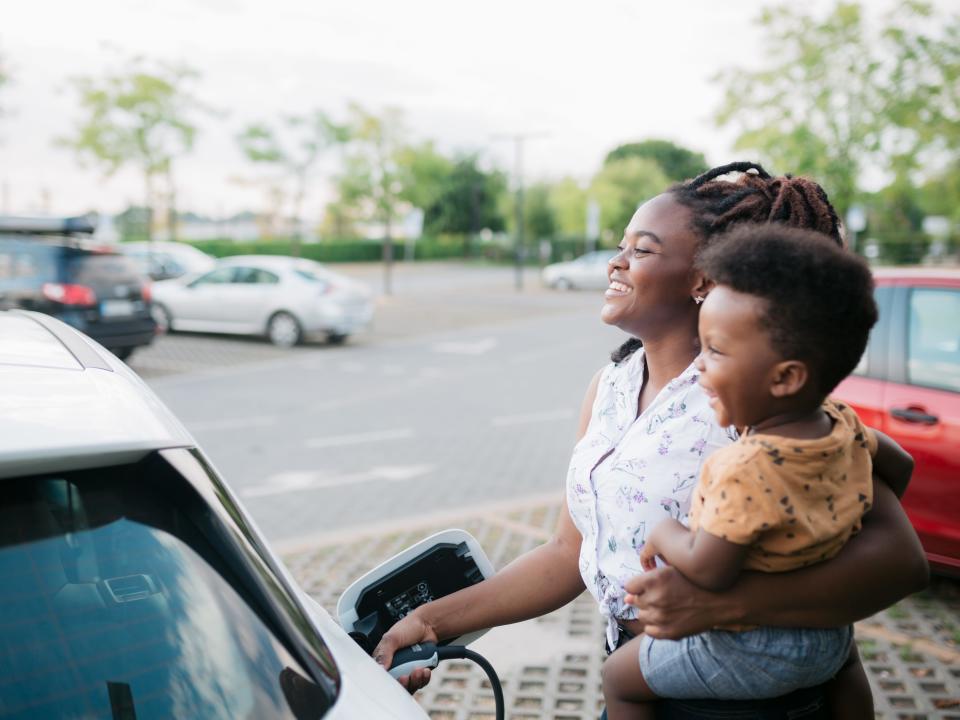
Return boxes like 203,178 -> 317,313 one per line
565,347 -> 736,647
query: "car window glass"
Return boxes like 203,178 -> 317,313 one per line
235,267 -> 280,284
0,242 -> 57,284
0,463 -> 331,719
67,253 -> 142,284
908,288 -> 960,392
191,267 -> 235,286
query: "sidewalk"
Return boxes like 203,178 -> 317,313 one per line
283,496 -> 960,720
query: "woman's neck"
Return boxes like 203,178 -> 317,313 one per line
636,332 -> 700,413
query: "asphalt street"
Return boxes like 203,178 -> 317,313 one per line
132,263 -> 625,544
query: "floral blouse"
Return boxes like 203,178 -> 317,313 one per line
565,347 -> 736,647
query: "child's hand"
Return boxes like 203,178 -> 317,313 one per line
640,540 -> 661,571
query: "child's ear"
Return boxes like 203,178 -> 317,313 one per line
769,360 -> 809,398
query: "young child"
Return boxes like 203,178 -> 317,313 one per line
601,224 -> 914,719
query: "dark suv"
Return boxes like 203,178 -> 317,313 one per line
0,216 -> 156,360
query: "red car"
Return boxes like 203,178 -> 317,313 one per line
835,268 -> 960,576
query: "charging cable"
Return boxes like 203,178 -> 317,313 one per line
389,643 -> 504,720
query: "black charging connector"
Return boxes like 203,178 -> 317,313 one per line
388,643 -> 504,720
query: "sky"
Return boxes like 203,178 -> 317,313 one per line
1,0 -> 861,219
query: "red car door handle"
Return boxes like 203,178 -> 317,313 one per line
890,407 -> 939,425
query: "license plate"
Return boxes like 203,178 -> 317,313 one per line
101,299 -> 136,318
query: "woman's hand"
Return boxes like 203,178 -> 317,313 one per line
372,611 -> 439,693
623,566 -> 734,640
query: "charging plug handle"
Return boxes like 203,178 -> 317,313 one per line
388,643 -> 504,720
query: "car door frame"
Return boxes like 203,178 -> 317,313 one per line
883,277 -> 960,574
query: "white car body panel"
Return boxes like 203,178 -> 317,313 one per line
0,309 -> 428,717
301,594 -> 429,719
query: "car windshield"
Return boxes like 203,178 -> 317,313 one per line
0,460 -> 329,719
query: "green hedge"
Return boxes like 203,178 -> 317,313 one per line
183,235 -> 606,264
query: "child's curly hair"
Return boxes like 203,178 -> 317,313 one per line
695,224 -> 878,396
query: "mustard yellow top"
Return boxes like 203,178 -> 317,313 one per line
689,399 -> 876,573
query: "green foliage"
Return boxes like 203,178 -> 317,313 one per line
865,180 -> 929,264
715,2 -> 960,219
548,178 -> 588,236
59,56 -> 210,239
421,155 -> 506,235
237,109 -> 349,250
604,139 -> 707,182
524,183 -> 557,240
334,103 -> 408,238
186,236 -> 476,263
588,157 -> 669,236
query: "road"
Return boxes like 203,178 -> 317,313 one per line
131,263 -> 625,544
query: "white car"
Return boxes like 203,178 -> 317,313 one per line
117,240 -> 217,280
0,308 -> 429,719
541,249 -> 615,290
151,256 -> 374,347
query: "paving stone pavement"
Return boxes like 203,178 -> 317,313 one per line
284,499 -> 960,720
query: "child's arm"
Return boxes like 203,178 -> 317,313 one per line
640,518 -> 750,592
872,429 -> 914,499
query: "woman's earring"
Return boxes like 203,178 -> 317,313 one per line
694,296 -> 705,305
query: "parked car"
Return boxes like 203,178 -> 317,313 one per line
0,308 -> 429,719
117,240 -> 217,280
151,256 -> 374,347
0,216 -> 156,360
834,268 -> 960,576
541,249 -> 615,290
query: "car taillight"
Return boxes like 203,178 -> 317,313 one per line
42,283 -> 98,306
141,282 -> 152,303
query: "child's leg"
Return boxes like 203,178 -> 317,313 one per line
602,635 -> 658,720
824,643 -> 873,719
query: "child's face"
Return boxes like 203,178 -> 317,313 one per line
694,285 -> 784,429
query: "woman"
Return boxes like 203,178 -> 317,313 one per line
373,162 -> 929,715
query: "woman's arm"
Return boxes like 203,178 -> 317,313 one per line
624,476 -> 929,639
872,429 -> 914,499
373,368 -> 603,686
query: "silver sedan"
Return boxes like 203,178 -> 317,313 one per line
541,249 -> 614,290
151,255 -> 374,347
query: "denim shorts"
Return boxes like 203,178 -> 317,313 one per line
639,625 -> 852,700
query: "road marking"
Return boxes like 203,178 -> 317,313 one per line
305,427 -> 414,448
243,464 -> 435,498
186,415 -> 278,432
491,409 -> 574,427
431,337 -> 498,355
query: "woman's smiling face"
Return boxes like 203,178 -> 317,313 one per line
600,193 -> 701,339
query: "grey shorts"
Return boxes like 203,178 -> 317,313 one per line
640,625 -> 853,700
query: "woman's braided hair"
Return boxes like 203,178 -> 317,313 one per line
610,161 -> 843,363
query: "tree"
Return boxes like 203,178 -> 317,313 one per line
237,110 -> 349,254
588,157 -> 669,237
548,177 -> 588,237
715,2 -> 960,220
334,104 -> 409,293
421,155 -> 506,237
60,56 -> 210,241
604,140 -> 707,182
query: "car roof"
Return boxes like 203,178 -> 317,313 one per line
0,311 -> 194,479
872,267 -> 960,284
